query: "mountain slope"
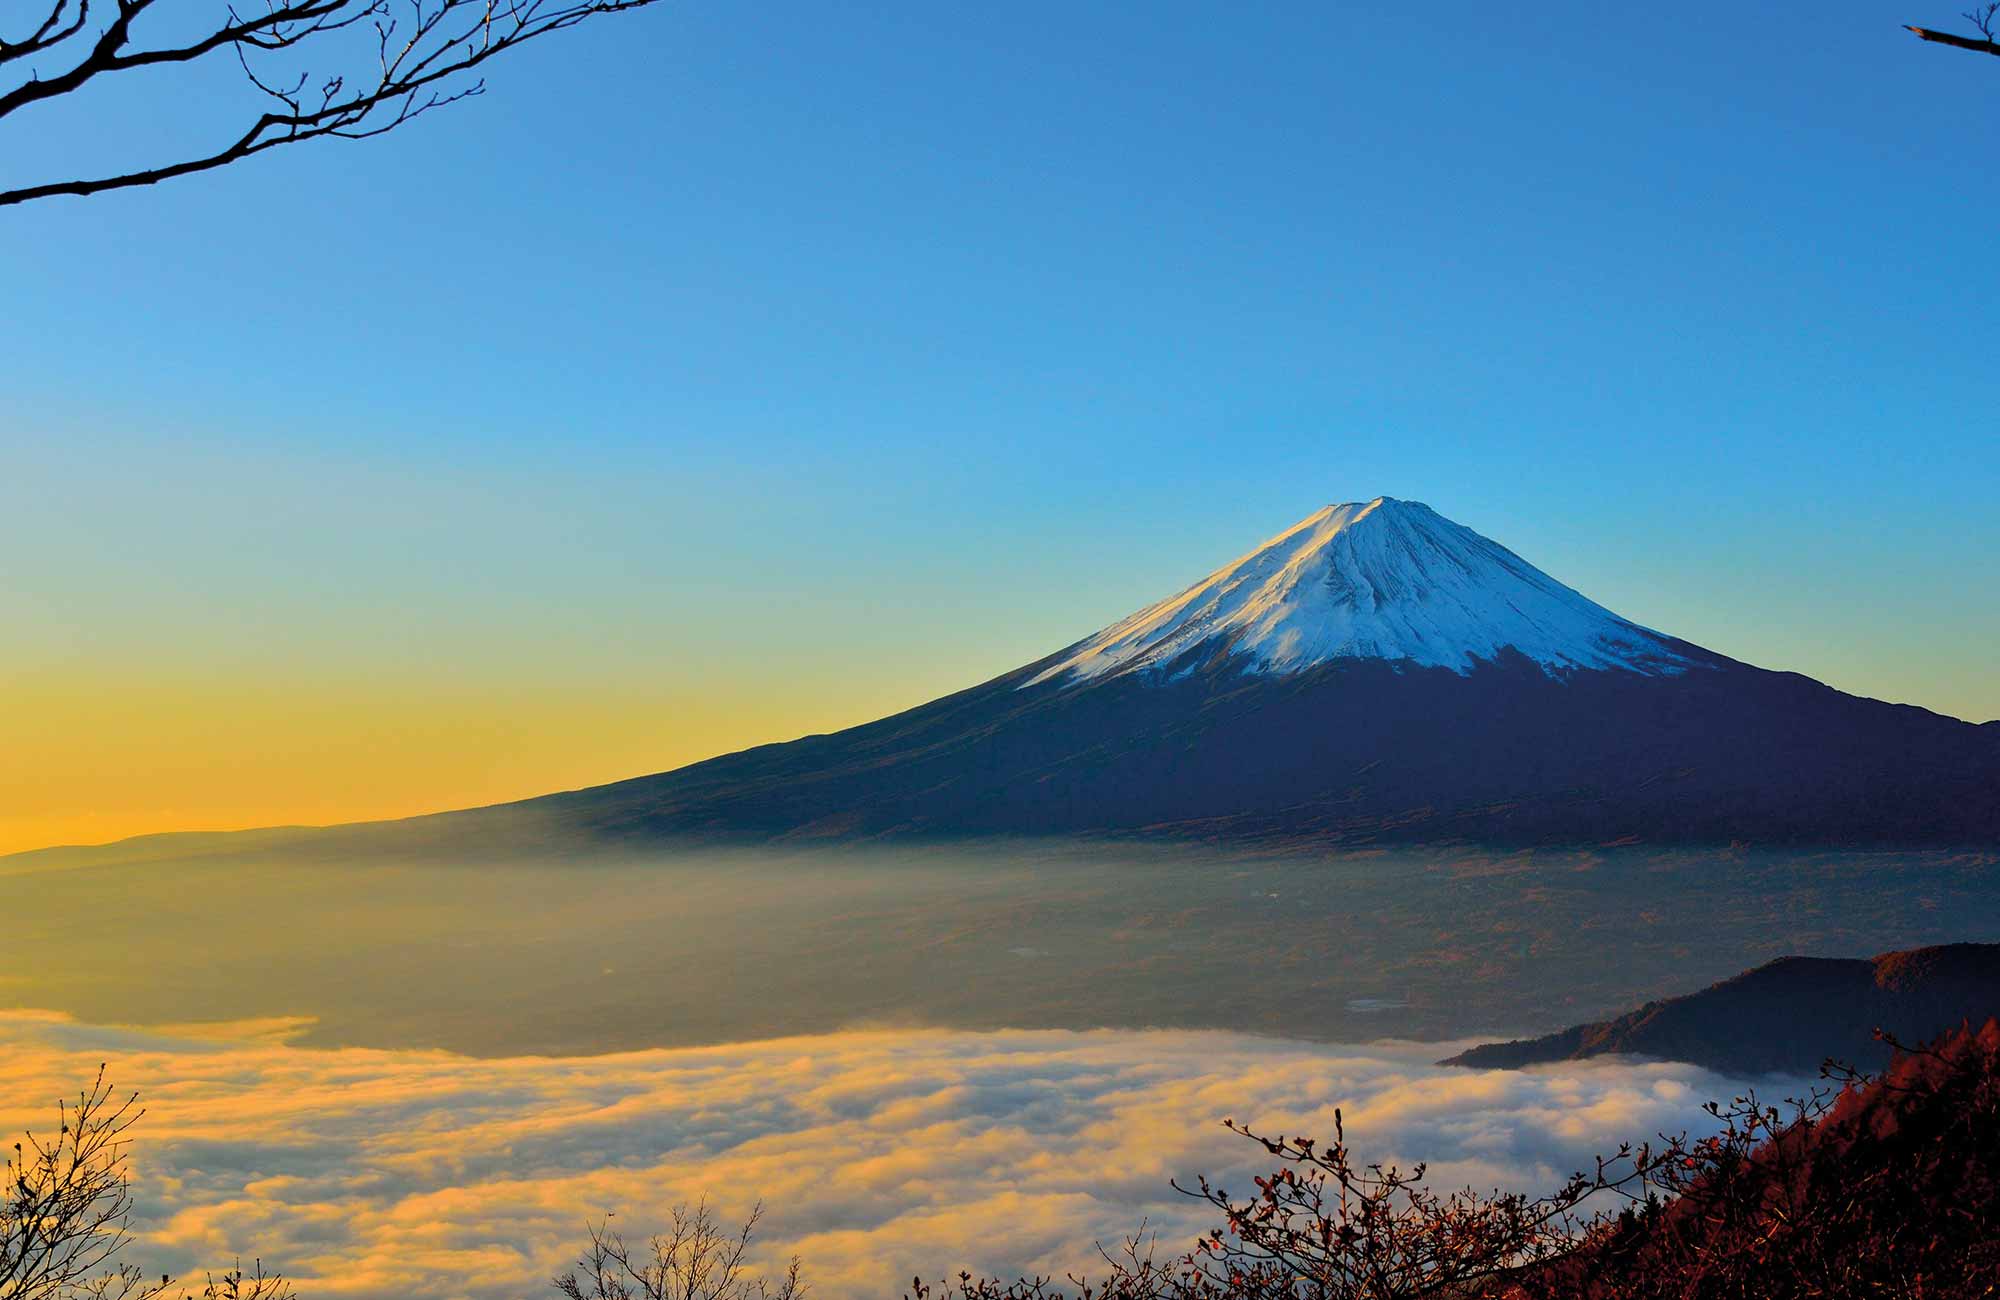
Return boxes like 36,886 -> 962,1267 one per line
1511,1020 -> 2000,1298
1443,943 -> 2000,1074
518,647 -> 2000,846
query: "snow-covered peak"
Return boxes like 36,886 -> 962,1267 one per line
1027,497 -> 1689,688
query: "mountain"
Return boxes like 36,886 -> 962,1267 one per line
501,496 -> 1998,848
1443,942 -> 2000,1074
13,496 -> 1997,865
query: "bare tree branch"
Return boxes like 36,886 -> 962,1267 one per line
1905,23 -> 2000,55
0,0 -> 664,207
1,1066 -> 165,1300
0,0 -> 94,69
3,1070 -> 294,1300
554,1201 -> 804,1300
1906,6 -> 2000,56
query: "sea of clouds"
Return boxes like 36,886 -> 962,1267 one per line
0,1011 -> 1772,1300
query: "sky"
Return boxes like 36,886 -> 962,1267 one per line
0,1010 -> 1750,1298
4,0 -> 1998,853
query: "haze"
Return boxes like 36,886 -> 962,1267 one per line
8,838 -> 1999,1056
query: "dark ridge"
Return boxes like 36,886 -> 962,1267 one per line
1443,942 -> 2000,1074
505,648 -> 2000,850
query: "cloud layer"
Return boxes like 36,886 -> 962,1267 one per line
0,1012 -> 1761,1300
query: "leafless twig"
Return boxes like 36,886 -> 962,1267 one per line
0,0 -> 665,206
1905,6 -> 2000,57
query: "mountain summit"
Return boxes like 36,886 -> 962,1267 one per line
1029,498 -> 1687,686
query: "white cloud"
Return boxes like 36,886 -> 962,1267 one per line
0,1012 -> 1762,1300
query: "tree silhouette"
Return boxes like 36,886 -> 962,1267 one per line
1,1068 -> 291,1300
554,1202 -> 803,1300
1906,6 -> 2000,58
912,1022 -> 2000,1300
0,0 -> 664,206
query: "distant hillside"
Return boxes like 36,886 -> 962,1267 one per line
1445,942 -> 2000,1074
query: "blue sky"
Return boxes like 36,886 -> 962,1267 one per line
3,0 -> 1997,846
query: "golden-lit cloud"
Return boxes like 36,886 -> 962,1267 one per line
0,1012 -> 1762,1300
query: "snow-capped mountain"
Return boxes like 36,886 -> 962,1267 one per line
458,496 -> 1995,849
53,496 -> 1985,858
1029,498 -> 1687,686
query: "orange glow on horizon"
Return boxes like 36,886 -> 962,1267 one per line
0,669 -> 939,857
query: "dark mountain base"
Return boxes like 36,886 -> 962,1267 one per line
513,651 -> 2000,849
